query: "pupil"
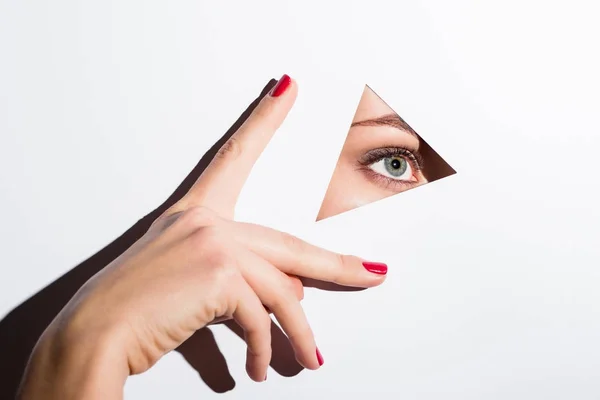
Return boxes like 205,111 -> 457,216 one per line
391,159 -> 401,169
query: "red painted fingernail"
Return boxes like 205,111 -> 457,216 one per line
362,262 -> 388,275
316,348 -> 324,366
270,74 -> 292,97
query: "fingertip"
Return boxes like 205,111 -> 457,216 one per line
355,259 -> 389,288
295,355 -> 319,371
316,347 -> 324,367
368,273 -> 388,287
338,255 -> 389,288
269,74 -> 292,97
268,74 -> 298,102
246,351 -> 271,383
362,261 -> 388,275
296,347 -> 324,371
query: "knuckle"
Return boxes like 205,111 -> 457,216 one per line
256,310 -> 272,333
180,206 -> 217,229
206,251 -> 239,284
214,259 -> 239,284
280,232 -> 306,253
331,253 -> 347,283
289,276 -> 305,301
246,313 -> 272,356
283,276 -> 299,297
215,135 -> 242,160
188,225 -> 226,254
269,285 -> 296,313
202,256 -> 241,320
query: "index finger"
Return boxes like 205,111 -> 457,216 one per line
178,75 -> 297,218
225,221 -> 389,288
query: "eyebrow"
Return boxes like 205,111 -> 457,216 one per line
351,113 -> 418,138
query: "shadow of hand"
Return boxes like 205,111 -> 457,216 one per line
175,319 -> 304,393
0,80 -> 281,398
0,77 -> 362,399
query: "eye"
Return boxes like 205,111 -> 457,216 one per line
369,156 -> 413,181
357,147 -> 425,190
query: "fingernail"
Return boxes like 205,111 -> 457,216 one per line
316,348 -> 324,366
362,261 -> 388,275
270,74 -> 292,97
264,373 -> 267,382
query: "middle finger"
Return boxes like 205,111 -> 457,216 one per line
232,245 -> 322,370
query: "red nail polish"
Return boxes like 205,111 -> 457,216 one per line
316,348 -> 324,366
270,74 -> 291,97
362,262 -> 388,275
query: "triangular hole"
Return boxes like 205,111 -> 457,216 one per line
316,85 -> 456,221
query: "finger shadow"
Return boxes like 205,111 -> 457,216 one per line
223,319 -> 304,377
300,278 -> 366,292
0,79 -> 278,399
174,318 -> 304,393
176,327 -> 236,393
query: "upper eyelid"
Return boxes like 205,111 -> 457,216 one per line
358,147 -> 425,170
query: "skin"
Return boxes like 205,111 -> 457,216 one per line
17,77 -> 387,400
317,86 -> 432,221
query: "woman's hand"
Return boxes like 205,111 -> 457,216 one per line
18,75 -> 388,400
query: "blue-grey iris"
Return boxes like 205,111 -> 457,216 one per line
384,157 -> 407,177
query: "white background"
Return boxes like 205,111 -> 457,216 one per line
1,1 -> 600,399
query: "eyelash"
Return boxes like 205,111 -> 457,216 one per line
358,147 -> 424,170
356,147 -> 424,189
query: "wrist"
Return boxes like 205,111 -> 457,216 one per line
19,321 -> 129,400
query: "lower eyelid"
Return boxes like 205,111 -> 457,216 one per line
356,166 -> 420,190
